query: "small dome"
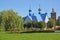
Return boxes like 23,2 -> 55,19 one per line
38,8 -> 41,11
29,9 -> 32,12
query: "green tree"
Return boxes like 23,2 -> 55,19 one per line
57,16 -> 60,26
0,10 -> 24,32
38,21 -> 46,30
48,18 -> 56,28
32,21 -> 38,28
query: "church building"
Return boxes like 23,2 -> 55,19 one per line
23,7 -> 56,24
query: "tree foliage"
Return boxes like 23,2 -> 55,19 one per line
48,18 -> 56,28
0,10 -> 24,32
57,16 -> 60,26
38,21 -> 46,29
32,21 -> 38,28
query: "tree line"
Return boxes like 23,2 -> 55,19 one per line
23,19 -> 56,31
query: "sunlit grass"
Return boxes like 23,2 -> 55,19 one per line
0,32 -> 60,40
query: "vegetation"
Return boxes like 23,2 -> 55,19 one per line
47,18 -> 56,28
0,32 -> 60,40
23,21 -> 46,32
32,21 -> 38,28
38,21 -> 46,29
0,9 -> 59,33
0,9 -> 60,40
56,16 -> 60,26
0,10 -> 24,32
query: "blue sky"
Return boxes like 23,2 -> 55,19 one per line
0,0 -> 60,21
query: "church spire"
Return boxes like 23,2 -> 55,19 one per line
29,6 -> 32,14
38,4 -> 41,12
29,6 -> 32,16
38,5 -> 41,14
51,8 -> 55,13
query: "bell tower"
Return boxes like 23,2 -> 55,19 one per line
51,8 -> 56,20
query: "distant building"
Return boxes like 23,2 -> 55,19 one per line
51,8 -> 56,20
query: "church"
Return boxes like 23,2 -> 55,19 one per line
23,7 -> 56,24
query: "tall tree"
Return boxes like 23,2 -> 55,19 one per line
0,10 -> 24,32
48,18 -> 56,28
57,16 -> 60,26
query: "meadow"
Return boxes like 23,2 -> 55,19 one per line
0,32 -> 60,40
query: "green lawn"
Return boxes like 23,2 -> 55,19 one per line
0,32 -> 60,40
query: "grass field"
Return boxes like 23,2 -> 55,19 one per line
0,32 -> 60,40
